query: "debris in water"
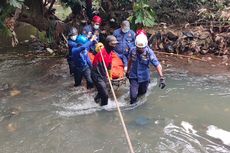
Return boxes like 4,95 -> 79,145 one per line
6,123 -> 17,132
10,89 -> 21,96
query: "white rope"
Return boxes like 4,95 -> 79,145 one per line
99,50 -> 135,153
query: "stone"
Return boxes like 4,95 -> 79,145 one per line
46,48 -> 54,54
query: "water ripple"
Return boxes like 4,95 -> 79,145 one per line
157,121 -> 230,153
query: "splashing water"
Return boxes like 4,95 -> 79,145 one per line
54,80 -> 158,116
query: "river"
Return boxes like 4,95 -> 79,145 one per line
0,50 -> 230,153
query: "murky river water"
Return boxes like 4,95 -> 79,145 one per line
0,51 -> 230,153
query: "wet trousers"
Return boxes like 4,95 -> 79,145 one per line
91,71 -> 109,106
67,56 -> 74,75
74,67 -> 94,89
129,79 -> 149,104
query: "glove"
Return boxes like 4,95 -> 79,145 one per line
95,42 -> 104,53
90,35 -> 97,42
159,77 -> 166,89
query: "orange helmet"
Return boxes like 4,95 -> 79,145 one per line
92,15 -> 102,24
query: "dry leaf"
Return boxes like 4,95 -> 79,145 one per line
7,123 -> 16,132
10,89 -> 21,96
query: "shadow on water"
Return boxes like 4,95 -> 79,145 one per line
0,50 -> 230,153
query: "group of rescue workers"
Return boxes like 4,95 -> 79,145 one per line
67,15 -> 166,106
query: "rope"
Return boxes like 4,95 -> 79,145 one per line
99,50 -> 135,153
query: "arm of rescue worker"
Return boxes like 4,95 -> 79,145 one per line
82,25 -> 90,36
126,52 -> 133,78
149,49 -> 166,89
68,40 -> 78,48
157,64 -> 166,89
72,46 -> 86,56
71,41 -> 92,57
81,37 -> 97,51
121,55 -> 128,68
156,64 -> 164,78
126,58 -> 132,75
77,35 -> 97,55
149,49 -> 160,69
127,48 -> 135,73
148,49 -> 164,77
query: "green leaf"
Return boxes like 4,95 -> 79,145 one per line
8,0 -> 24,8
135,15 -> 143,24
131,0 -> 156,28
145,18 -> 155,27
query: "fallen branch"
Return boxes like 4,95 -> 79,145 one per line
61,33 -> 68,47
154,51 -> 207,62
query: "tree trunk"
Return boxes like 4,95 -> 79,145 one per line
18,0 -> 49,32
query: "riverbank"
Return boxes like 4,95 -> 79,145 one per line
1,47 -> 229,78
156,52 -> 230,77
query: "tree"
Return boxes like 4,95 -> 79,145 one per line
0,0 -> 84,47
0,0 -> 132,47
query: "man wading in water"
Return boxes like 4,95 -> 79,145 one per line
91,35 -> 118,106
126,33 -> 166,104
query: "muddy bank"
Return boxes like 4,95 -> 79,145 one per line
157,52 -> 230,77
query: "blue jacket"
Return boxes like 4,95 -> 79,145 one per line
82,24 -> 100,53
129,47 -> 160,82
82,24 -> 100,41
68,39 -> 94,71
113,28 -> 136,57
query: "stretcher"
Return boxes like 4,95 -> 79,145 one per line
88,49 -> 126,89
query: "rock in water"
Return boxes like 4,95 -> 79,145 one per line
10,89 -> 21,96
6,123 -> 16,132
135,116 -> 150,126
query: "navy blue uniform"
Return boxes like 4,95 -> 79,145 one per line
128,47 -> 160,104
68,39 -> 95,89
113,28 -> 135,66
67,40 -> 79,75
82,24 -> 101,53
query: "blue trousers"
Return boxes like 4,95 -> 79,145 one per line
67,56 -> 74,75
74,67 -> 94,89
129,79 -> 149,104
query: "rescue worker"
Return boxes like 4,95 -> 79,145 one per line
113,20 -> 136,71
82,15 -> 102,41
69,32 -> 97,89
67,27 -> 78,75
126,34 -> 166,104
91,35 -> 118,106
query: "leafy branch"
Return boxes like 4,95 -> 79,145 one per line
129,0 -> 156,28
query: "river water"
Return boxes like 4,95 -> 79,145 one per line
0,51 -> 230,153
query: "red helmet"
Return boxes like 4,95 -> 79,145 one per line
92,15 -> 102,24
136,29 -> 147,36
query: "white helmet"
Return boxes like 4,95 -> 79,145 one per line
135,34 -> 148,48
